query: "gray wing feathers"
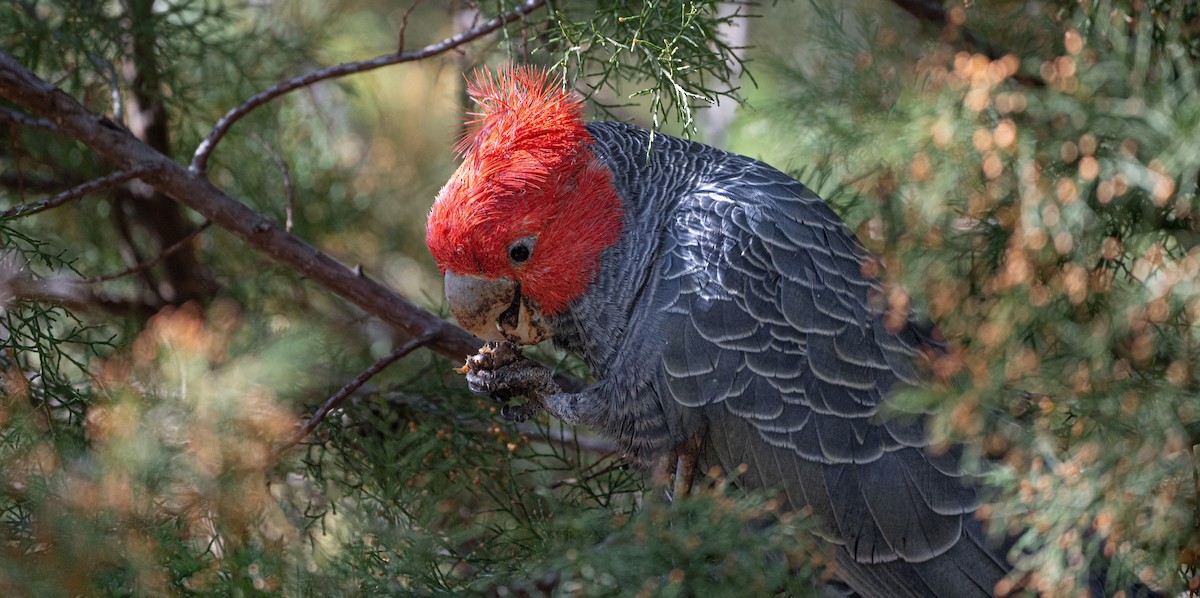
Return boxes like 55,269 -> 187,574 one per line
835,519 -> 1009,598
657,166 -> 1004,595
581,122 -> 1008,596
702,408 -> 1003,598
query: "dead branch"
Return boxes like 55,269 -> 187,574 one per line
83,220 -> 212,284
396,0 -> 425,53
0,49 -> 488,367
275,332 -> 438,456
0,165 -> 158,219
0,256 -> 159,318
118,0 -> 217,304
0,106 -> 57,131
887,0 -> 950,23
189,0 -> 548,174
109,193 -> 159,295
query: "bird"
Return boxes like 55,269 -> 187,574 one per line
425,64 -> 1139,597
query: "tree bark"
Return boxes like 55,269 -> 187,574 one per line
117,0 -> 217,303
0,51 -> 482,363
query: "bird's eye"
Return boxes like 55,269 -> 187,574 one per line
508,236 -> 535,264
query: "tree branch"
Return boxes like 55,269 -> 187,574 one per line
189,0 -> 548,174
275,332 -> 438,456
118,0 -> 216,304
83,220 -> 212,284
0,106 -> 57,131
0,50 -> 497,369
0,258 -> 159,318
109,193 -> 160,297
396,0 -> 425,53
0,165 -> 158,219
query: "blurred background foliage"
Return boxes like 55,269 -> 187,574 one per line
0,0 -> 1197,595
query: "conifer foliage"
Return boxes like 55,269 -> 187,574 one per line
0,0 -> 1196,595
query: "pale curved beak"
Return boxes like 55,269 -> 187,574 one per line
444,272 -> 553,345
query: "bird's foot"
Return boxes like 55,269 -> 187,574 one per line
457,341 -> 558,422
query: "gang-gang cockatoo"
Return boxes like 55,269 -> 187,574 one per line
424,65 -> 1136,597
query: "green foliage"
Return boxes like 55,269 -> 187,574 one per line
741,0 -> 1199,593
526,0 -> 750,131
294,385 -> 823,596
0,1 -> 822,595
4,0 -> 1197,595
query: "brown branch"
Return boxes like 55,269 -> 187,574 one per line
275,332 -> 438,455
189,0 -> 548,174
119,1 -> 216,305
888,0 -> 949,23
0,49 -> 496,369
0,106 -> 57,131
0,165 -> 158,219
83,220 -> 212,284
0,263 -> 159,318
109,194 -> 160,298
23,286 -> 160,318
396,0 -> 425,53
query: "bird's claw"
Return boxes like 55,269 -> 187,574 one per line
457,341 -> 550,419
460,341 -> 525,401
500,403 -> 541,423
456,341 -> 522,375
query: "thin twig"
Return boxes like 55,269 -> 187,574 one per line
518,423 -> 618,454
83,220 -> 212,284
396,0 -> 425,53
0,106 -> 57,131
0,165 -> 157,220
109,194 -> 162,301
0,50 -> 581,385
275,332 -> 439,456
578,451 -> 619,475
189,0 -> 547,174
549,459 -> 626,490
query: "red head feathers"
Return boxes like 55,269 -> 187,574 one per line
426,65 -> 624,316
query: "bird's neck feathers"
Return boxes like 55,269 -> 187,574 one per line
427,65 -> 624,315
